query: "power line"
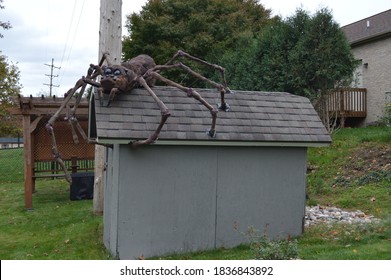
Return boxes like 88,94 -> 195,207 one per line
59,0 -> 77,67
58,0 -> 86,87
44,58 -> 61,97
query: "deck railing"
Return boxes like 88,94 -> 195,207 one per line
328,88 -> 367,118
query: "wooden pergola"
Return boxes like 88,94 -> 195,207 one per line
10,95 -> 95,209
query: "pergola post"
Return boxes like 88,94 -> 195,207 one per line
22,114 -> 33,210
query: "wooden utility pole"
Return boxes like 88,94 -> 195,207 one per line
93,0 -> 122,215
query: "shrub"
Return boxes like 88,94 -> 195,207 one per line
251,235 -> 299,260
248,230 -> 299,260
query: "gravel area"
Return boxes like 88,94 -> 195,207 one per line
305,205 -> 381,227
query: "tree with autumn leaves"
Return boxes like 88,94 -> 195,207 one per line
0,0 -> 22,137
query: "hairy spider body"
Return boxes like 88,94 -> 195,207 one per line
99,54 -> 156,104
46,50 -> 232,183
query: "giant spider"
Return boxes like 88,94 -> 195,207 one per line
46,50 -> 232,182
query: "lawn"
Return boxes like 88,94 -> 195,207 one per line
0,126 -> 390,259
0,180 -> 111,259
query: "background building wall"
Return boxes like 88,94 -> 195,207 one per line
351,37 -> 391,124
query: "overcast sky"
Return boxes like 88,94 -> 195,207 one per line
1,0 -> 390,97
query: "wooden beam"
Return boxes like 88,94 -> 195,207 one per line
11,107 -> 89,116
22,114 -> 33,210
29,116 -> 43,134
10,96 -> 89,116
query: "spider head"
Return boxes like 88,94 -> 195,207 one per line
100,65 -> 131,93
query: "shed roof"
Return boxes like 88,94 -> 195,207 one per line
90,86 -> 331,147
342,9 -> 391,46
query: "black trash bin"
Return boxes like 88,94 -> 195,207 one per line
70,172 -> 94,201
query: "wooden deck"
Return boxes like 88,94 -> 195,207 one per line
328,88 -> 367,126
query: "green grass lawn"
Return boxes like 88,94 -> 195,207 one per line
0,126 -> 390,259
0,178 -> 110,259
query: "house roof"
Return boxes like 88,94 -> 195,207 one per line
90,86 -> 331,147
0,138 -> 23,144
342,9 -> 391,46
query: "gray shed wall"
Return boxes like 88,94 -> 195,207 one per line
104,144 -> 307,259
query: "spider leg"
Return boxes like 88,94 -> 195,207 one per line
161,50 -> 233,111
106,88 -> 120,107
64,83 -> 87,144
153,63 -> 230,112
45,53 -> 108,183
96,88 -> 104,106
78,52 -> 106,106
46,80 -> 85,183
146,70 -> 218,138
166,50 -> 228,85
64,101 -> 79,144
67,58 -> 107,141
131,76 -> 171,147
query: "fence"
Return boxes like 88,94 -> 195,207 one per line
0,147 -> 94,184
33,158 -> 94,179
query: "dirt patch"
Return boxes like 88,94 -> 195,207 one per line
347,143 -> 390,174
334,143 -> 390,187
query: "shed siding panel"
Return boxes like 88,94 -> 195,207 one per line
103,144 -> 120,257
116,145 -> 218,259
216,147 -> 306,248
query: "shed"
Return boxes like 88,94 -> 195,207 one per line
89,86 -> 331,259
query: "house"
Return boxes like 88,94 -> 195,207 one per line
89,86 -> 331,259
342,9 -> 391,125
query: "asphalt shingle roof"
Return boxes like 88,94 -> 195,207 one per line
91,86 -> 331,146
342,9 -> 391,45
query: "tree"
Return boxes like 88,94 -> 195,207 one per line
123,0 -> 272,86
292,8 -> 359,127
0,1 -> 21,136
123,2 -> 357,128
0,52 -> 22,136
222,8 -> 359,128
0,0 -> 12,38
220,16 -> 289,91
288,9 -> 358,95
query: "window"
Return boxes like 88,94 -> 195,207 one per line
351,65 -> 363,87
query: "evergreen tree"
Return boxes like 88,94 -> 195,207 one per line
123,0 -> 272,86
222,8 -> 358,127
